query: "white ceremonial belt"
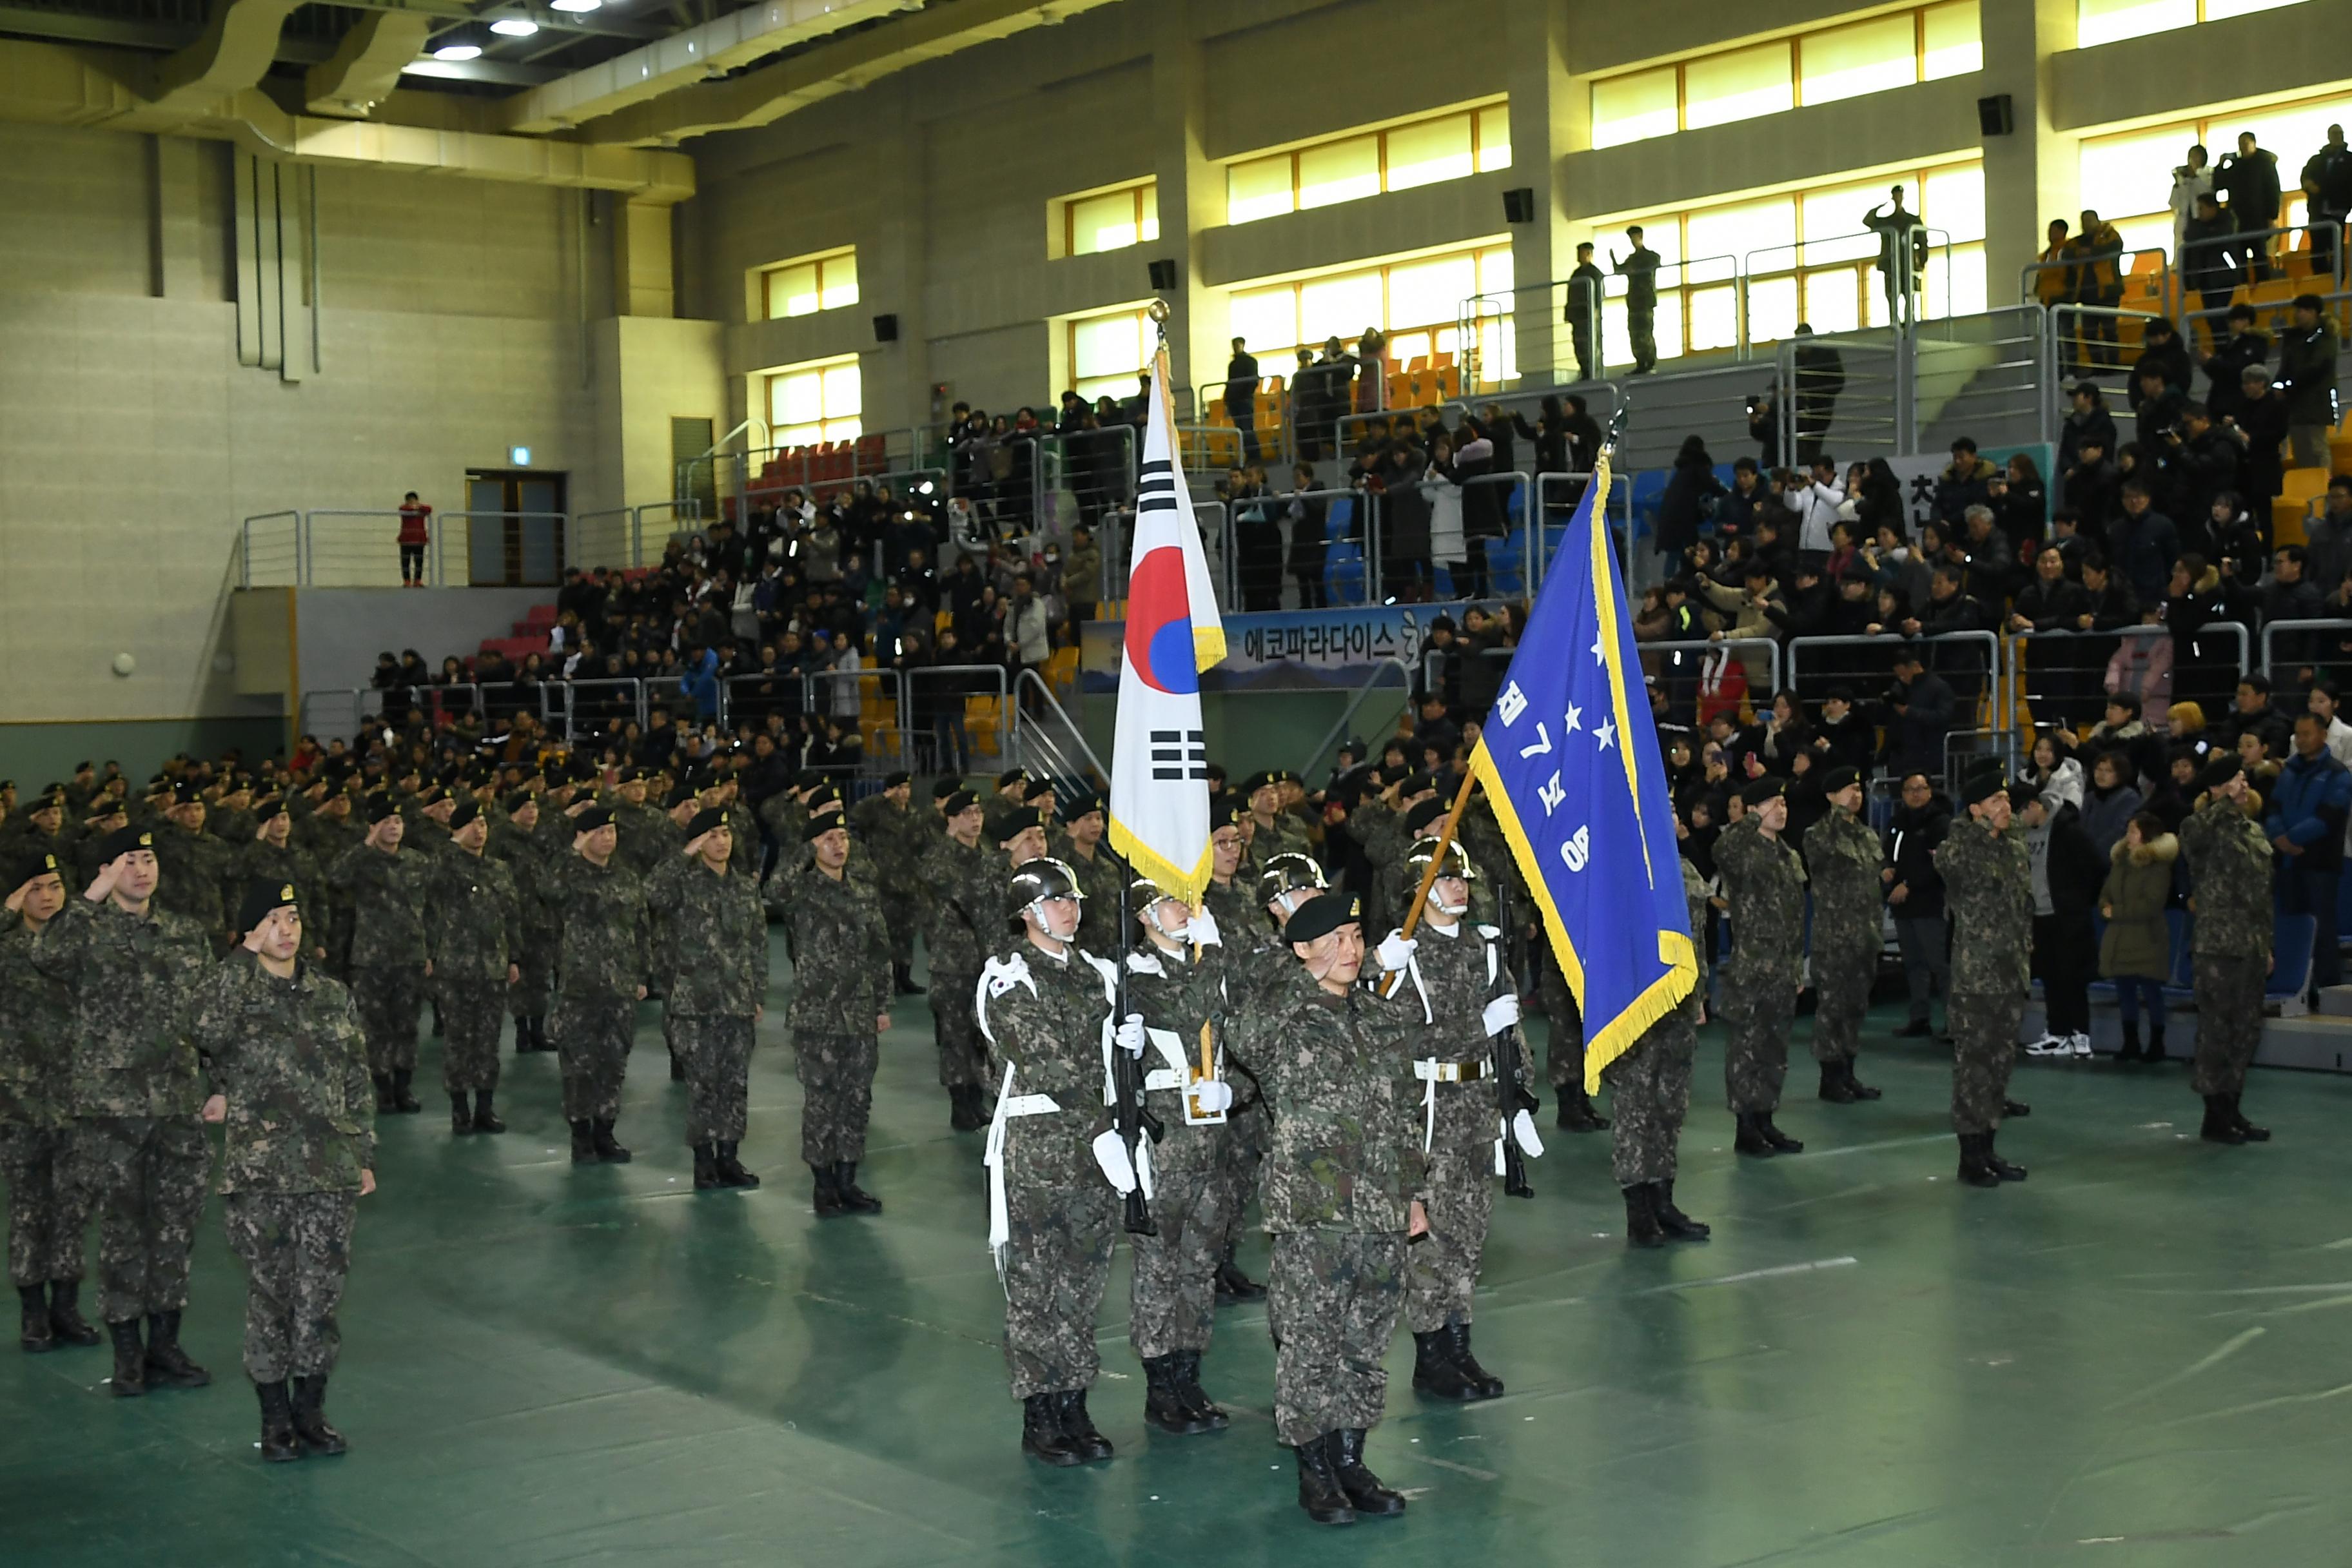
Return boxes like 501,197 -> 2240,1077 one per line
985,1072 -> 1064,1284
1413,1058 -> 1490,1083
1001,1093 -> 1062,1117
1142,1068 -> 1186,1093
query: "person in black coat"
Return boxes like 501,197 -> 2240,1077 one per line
1813,687 -> 1877,783
1654,435 -> 1727,569
1883,772 -> 1952,1037
1876,649 -> 1955,782
2025,790 -> 2108,1051
1283,463 -> 1329,608
2059,382 -> 2120,473
2200,304 -> 2271,424
2009,544 -> 2095,726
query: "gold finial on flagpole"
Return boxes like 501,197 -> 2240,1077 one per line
1146,296 -> 1171,349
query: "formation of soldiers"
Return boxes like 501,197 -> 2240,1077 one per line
0,732 -> 2288,1520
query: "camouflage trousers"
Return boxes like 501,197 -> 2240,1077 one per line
1948,990 -> 2024,1134
349,964 -> 425,1077
1211,1094 -> 1270,1256
1404,1146 -> 1495,1335
552,992 -> 636,1122
1604,1012 -> 1697,1188
676,1014 -> 756,1145
1810,943 -> 1877,1066
794,1030 -> 877,1164
929,973 -> 986,1089
2191,954 -> 2266,1097
507,937 -> 556,1019
70,1116 -> 208,1324
438,978 -> 506,1094
1002,1172 -> 1116,1399
1,1123 -> 92,1288
1128,1137 -> 1229,1360
1720,968 -> 1798,1113
880,895 -> 917,966
1538,963 -> 1587,1092
1268,1229 -> 1406,1448
221,1190 -> 355,1384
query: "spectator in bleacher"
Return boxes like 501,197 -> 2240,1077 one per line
2099,812 -> 2179,1062
1959,505 -> 2017,606
2180,194 -> 2242,324
2219,672 -> 2290,757
2083,691 -> 2164,790
2170,144 -> 2216,258
2079,749 -> 2143,860
2200,304 -> 2271,424
398,491 -> 432,587
2304,124 -> 2352,277
2308,680 -> 2352,767
2215,131 -> 2283,281
1883,770 -> 1952,1039
2169,403 -> 2242,527
2063,432 -> 2122,533
2010,545 -> 2094,724
1781,461 -> 1843,565
2268,710 -> 2352,998
1747,382 -> 1781,469
2262,545 -> 2326,629
1877,649 -> 1955,781
2021,783 -> 2103,1059
1280,467 -> 1328,609
2228,363 -> 2291,509
2307,476 -> 2352,592
1997,453 -> 2050,547
1562,394 -> 1603,476
2278,295 -> 2342,469
2065,212 -> 2127,370
1656,435 -> 1727,570
2110,480 -> 2179,607
2060,382 -> 2119,476
1225,337 -> 1261,467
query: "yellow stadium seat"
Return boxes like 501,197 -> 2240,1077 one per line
965,696 -> 1002,754
1046,646 -> 1079,691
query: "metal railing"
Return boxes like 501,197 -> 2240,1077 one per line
1008,667 -> 1108,790
1786,631 -> 2004,772
297,687 -> 378,741
2260,618 -> 2352,678
1913,305 -> 2059,453
538,678 -> 647,743
1778,330 -> 1907,460
241,511 -> 303,587
2019,245 -> 2170,317
299,509 -> 442,587
903,662 -> 1012,774
239,502 -> 699,585
2008,623 -> 2249,730
1634,636 -> 1783,708
1297,656 -> 1415,785
432,511 -> 567,589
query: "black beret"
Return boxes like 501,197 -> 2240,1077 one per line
448,800 -> 482,831
993,805 -> 1042,841
573,805 -> 614,834
502,791 -> 536,815
172,779 -> 202,804
943,789 -> 980,816
807,786 -> 844,812
1959,758 -> 2010,807
1024,777 -> 1059,803
996,769 -> 1028,790
1820,767 -> 1860,796
1745,778 -> 1789,804
9,850 -> 60,892
365,796 -> 400,823
1284,893 -> 1364,946
2007,783 -> 2044,814
933,776 -> 965,800
254,800 -> 284,823
884,770 -> 912,789
1401,771 -> 1438,796
1404,797 -> 1448,834
235,877 -> 300,936
796,769 -> 825,789
802,813 -> 848,841
2200,754 -> 2246,793
1240,770 -> 1279,795
1065,790 -> 1104,819
95,825 -> 154,863
687,807 -> 730,839
667,783 -> 698,810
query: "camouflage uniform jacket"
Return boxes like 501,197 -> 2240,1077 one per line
770,863 -> 887,1032
194,958 -> 374,1195
1803,808 -> 1885,961
2179,795 -> 2275,960
489,822 -> 560,941
757,792 -> 806,853
0,915 -> 74,1128
725,801 -> 761,879
549,855 -> 651,998
919,837 -> 989,975
612,801 -> 673,878
28,897 -> 211,1119
1237,963 -> 1426,1234
1395,917 -> 1522,1153
425,849 -> 522,981
295,812 -> 364,887
649,858 -> 770,1018
153,821 -> 233,935
212,805 -> 259,847
1714,819 -> 1808,988
1122,937 -> 1231,1174
977,941 -> 1119,1187
1245,812 -> 1315,872
1936,820 -> 2032,994
850,795 -> 925,898
329,843 -> 431,968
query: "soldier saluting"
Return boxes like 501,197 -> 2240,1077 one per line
1803,766 -> 1886,1106
919,789 -> 991,1130
195,880 -> 374,1462
550,805 -> 650,1166
847,770 -> 925,996
1937,763 -> 2034,1188
648,809 -> 770,1192
2178,754 -> 2277,1146
328,796 -> 431,1115
426,801 -> 522,1135
3,850 -> 100,1354
1716,778 -> 1808,1157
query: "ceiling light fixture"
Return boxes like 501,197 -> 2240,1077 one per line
549,0 -> 602,11
489,17 -> 539,34
433,41 -> 483,59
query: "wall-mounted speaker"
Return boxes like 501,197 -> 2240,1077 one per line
1977,93 -> 2014,136
872,313 -> 899,342
1147,258 -> 1179,291
1502,187 -> 1536,224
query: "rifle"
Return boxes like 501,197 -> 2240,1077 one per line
1112,874 -> 1162,1236
1492,874 -> 1536,1200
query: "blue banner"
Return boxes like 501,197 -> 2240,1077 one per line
1081,602 -> 1471,692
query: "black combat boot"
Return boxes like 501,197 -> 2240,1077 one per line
1171,1350 -> 1228,1429
19,1285 -> 53,1353
669,1050 -> 686,1083
2228,1094 -> 2271,1142
1983,1132 -> 2028,1182
1733,1112 -> 1776,1157
430,1000 -> 444,1037
291,1374 -> 347,1455
1622,1183 -> 1665,1248
591,1119 -> 631,1163
47,1281 -> 99,1346
947,1086 -> 976,1132
1213,1244 -> 1264,1303
257,1380 -> 301,1462
1411,1329 -> 1476,1399
108,1319 -> 144,1396
389,1070 -> 420,1114
473,1091 -> 505,1134
893,962 -> 921,996
1653,1181 -> 1711,1240
834,1162 -> 881,1213
1817,1063 -> 1857,1104
372,1073 -> 394,1112
1554,1085 -> 1607,1131
569,1120 -> 597,1163
2115,1021 -> 2144,1063
528,1015 -> 550,1052
1021,1393 -> 1083,1466
716,1142 -> 760,1188
2201,1095 -> 2247,1144
450,1093 -> 474,1135
1757,1114 -> 1804,1153
1295,1433 -> 1357,1525
1052,1388 -> 1113,1461
1843,1057 -> 1882,1100
1329,1429 -> 1406,1516
144,1310 -> 210,1388
692,1144 -> 723,1190
1955,1132 -> 2001,1188
810,1162 -> 847,1217
2003,1099 -> 2032,1117
1444,1321 -> 1504,1398
2143,1026 -> 2167,1063
1142,1355 -> 1211,1435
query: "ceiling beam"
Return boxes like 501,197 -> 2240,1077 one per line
398,54 -> 562,86
306,10 -> 433,115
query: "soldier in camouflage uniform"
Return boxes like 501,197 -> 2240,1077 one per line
1197,808 -> 1271,1302
1377,838 -> 1531,1404
756,769 -> 819,865
1804,767 -> 1886,1105
328,798 -> 432,1114
1715,779 -> 1809,1157
295,787 -> 363,979
1119,881 -> 1240,1436
1936,763 -> 2035,1188
648,810 -> 770,1191
426,801 -> 522,1135
1242,771 -> 1315,872
28,826 -> 215,1396
919,790 -> 992,1130
210,778 -> 259,848
1237,892 -> 1426,1526
491,792 -> 558,1053
2179,755 -> 2277,1146
1607,852 -> 1714,1247
231,802 -> 322,961
153,780 -> 234,952
975,858 -> 1135,1467
1358,774 -> 1440,934
1052,792 -> 1127,958
3,850 -> 101,1353
193,880 -> 373,1462
770,815 -> 890,1212
848,770 -> 925,995
549,807 -> 650,1165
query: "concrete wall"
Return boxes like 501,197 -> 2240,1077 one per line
288,586 -> 557,700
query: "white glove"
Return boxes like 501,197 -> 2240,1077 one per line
1091,1130 -> 1137,1194
1190,1078 -> 1234,1113
1187,905 -> 1222,948
1377,930 -> 1418,970
1482,994 -> 1523,1037
1511,1108 -> 1545,1158
1114,1014 -> 1147,1057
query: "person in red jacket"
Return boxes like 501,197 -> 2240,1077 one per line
397,493 -> 431,587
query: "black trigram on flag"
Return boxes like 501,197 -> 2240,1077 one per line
1137,458 -> 1179,516
1150,728 -> 1209,781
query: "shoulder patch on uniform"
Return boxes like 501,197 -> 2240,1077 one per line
980,952 -> 1035,1001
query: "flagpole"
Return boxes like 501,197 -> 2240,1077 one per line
1379,767 -> 1480,997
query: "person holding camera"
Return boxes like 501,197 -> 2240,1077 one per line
2215,132 -> 2282,281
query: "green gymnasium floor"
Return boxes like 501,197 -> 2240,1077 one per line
8,935 -> 2352,1567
